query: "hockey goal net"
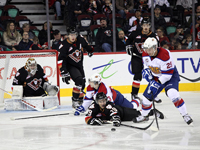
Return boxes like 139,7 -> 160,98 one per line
0,50 -> 60,105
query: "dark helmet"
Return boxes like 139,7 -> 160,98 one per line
141,18 -> 151,26
67,26 -> 77,35
95,92 -> 107,104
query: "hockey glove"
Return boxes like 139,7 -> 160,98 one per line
89,118 -> 104,125
74,105 -> 85,116
111,115 -> 121,127
126,45 -> 133,55
148,80 -> 161,96
142,68 -> 153,82
61,72 -> 70,84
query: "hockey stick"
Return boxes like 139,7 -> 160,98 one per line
10,113 -> 70,120
106,119 -> 154,130
151,93 -> 159,130
132,52 -> 142,59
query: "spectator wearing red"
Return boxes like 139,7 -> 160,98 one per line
156,26 -> 170,43
190,15 -> 200,49
102,0 -> 113,18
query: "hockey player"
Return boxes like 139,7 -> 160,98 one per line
85,92 -> 164,126
58,27 -> 94,109
133,37 -> 193,125
126,18 -> 161,103
75,73 -> 141,116
12,58 -> 59,97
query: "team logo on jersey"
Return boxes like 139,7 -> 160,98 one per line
27,78 -> 42,91
69,50 -> 82,63
149,66 -> 161,74
104,30 -> 111,37
135,42 -> 144,53
145,58 -> 149,63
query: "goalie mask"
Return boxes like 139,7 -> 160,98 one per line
95,92 -> 107,108
25,58 -> 37,76
143,37 -> 158,56
88,73 -> 101,89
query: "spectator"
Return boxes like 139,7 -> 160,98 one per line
95,17 -> 115,52
17,32 -> 33,51
102,0 -> 113,18
30,36 -> 43,50
116,0 -> 135,19
160,40 -> 169,49
38,21 -> 54,46
156,26 -> 170,43
51,29 -> 63,51
85,0 -> 101,16
170,37 -> 176,50
20,23 -> 35,41
190,15 -> 200,49
116,30 -> 127,52
134,0 -> 149,13
187,5 -> 200,27
154,5 -> 166,30
128,9 -> 143,33
174,41 -> 182,50
182,34 -> 193,49
147,0 -> 173,21
169,24 -> 185,43
54,0 -> 66,20
3,22 -> 22,49
176,0 -> 194,25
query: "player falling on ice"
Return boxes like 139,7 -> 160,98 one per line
133,37 -> 193,125
85,92 -> 164,126
58,27 -> 94,109
12,58 -> 59,97
126,18 -> 161,103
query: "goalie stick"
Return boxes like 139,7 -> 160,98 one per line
11,113 -> 70,120
106,119 -> 155,130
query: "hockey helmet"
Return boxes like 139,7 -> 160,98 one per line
25,58 -> 37,75
88,73 -> 101,89
95,92 -> 107,104
67,26 -> 77,35
143,37 -> 158,56
141,18 -> 151,26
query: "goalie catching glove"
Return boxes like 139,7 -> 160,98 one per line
43,82 -> 59,96
111,115 -> 121,127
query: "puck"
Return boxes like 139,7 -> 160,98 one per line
111,128 -> 116,131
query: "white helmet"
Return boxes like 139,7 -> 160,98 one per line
143,37 -> 158,56
88,73 -> 101,84
25,58 -> 37,76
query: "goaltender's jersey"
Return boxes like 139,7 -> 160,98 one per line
12,64 -> 48,97
126,29 -> 158,56
85,101 -> 119,124
82,82 -> 117,111
142,47 -> 179,84
58,35 -> 93,72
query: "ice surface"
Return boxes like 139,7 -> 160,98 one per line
0,92 -> 200,150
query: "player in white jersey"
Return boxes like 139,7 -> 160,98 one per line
133,37 -> 193,125
74,73 -> 141,116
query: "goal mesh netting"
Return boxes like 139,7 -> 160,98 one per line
0,50 -> 60,104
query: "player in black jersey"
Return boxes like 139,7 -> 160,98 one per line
126,18 -> 161,103
85,92 -> 164,126
12,58 -> 59,97
58,27 -> 94,109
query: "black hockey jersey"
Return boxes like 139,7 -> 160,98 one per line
126,29 -> 158,56
58,35 -> 93,73
12,64 -> 48,97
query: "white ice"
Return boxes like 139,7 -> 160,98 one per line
0,92 -> 200,150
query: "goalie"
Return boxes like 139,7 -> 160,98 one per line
12,58 -> 59,97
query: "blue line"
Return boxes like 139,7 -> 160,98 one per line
92,59 -> 125,70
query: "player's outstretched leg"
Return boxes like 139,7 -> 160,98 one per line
167,88 -> 193,125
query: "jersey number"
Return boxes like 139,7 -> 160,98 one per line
167,62 -> 172,69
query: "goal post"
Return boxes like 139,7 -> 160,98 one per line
0,50 -> 60,105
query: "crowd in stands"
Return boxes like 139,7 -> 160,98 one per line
1,0 -> 200,52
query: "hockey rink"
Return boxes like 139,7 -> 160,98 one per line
0,92 -> 200,150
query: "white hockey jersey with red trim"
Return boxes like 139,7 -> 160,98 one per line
142,47 -> 175,84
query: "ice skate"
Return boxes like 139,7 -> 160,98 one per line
133,115 -> 149,123
183,114 -> 193,125
132,94 -> 142,103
